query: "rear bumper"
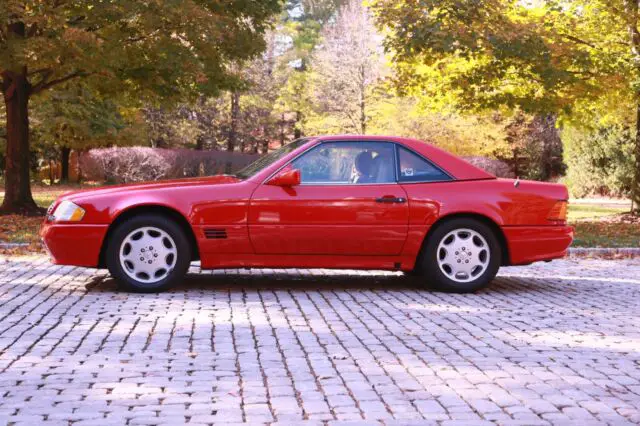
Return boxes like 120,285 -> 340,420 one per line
503,225 -> 574,265
40,222 -> 108,267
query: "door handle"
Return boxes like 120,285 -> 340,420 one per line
375,196 -> 406,203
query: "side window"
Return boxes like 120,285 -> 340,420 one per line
292,142 -> 396,184
398,147 -> 451,182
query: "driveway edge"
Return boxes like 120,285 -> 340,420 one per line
568,247 -> 640,258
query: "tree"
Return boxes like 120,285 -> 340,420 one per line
371,0 -> 640,211
141,39 -> 292,158
277,0 -> 349,136
144,97 -> 226,151
367,93 -> 511,157
238,31 -> 295,153
503,112 -> 566,181
1,0 -> 281,214
33,85 -> 141,183
309,0 -> 385,134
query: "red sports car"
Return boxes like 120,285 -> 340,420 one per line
40,135 -> 573,293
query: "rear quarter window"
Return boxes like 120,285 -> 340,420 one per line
398,146 -> 451,183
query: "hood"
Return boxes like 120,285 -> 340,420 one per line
59,175 -> 241,202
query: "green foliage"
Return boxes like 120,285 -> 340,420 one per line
367,93 -> 509,157
143,30 -> 299,153
1,0 -> 283,210
369,0 -> 632,117
1,0 -> 282,101
275,0 -> 350,136
32,86 -> 143,150
144,98 -> 226,150
370,0 -> 639,204
4,0 -> 625,198
280,1 -> 527,161
142,0 -> 358,153
284,0 -> 349,60
563,123 -> 635,198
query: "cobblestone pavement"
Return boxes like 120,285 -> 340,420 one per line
0,256 -> 639,426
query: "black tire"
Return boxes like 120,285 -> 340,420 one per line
105,214 -> 191,293
418,218 -> 501,293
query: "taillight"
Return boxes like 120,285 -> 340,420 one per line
548,200 -> 568,223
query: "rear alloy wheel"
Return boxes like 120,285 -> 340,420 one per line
437,228 -> 490,282
419,218 -> 501,293
106,214 -> 191,292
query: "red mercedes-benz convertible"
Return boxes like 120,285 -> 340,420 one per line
40,135 -> 573,293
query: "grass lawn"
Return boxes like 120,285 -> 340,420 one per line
567,203 -> 630,221
568,201 -> 639,248
0,184 -> 84,209
572,221 -> 640,248
1,185 -> 638,252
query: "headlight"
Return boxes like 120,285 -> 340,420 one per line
50,201 -> 85,222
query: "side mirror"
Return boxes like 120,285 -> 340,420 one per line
267,168 -> 301,187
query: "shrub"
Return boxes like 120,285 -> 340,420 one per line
80,147 -> 258,183
562,124 -> 634,198
463,156 -> 514,178
169,149 -> 258,177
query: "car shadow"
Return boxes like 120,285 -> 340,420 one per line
86,270 -> 423,293
83,270 -> 574,295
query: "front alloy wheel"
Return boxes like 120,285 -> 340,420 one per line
106,214 -> 191,292
119,227 -> 178,284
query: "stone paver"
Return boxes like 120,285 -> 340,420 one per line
0,256 -> 639,425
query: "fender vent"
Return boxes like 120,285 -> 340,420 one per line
204,228 -> 227,239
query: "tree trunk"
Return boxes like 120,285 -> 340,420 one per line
0,70 -> 40,215
280,113 -> 285,147
49,159 -> 55,185
294,111 -> 302,139
625,0 -> 640,214
360,65 -> 366,134
60,146 -> 71,183
77,150 -> 84,183
633,98 -> 640,214
227,92 -> 240,152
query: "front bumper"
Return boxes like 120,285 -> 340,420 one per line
503,225 -> 574,265
40,221 -> 109,267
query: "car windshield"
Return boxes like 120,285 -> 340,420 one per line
234,138 -> 310,179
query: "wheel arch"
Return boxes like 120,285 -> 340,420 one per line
418,213 -> 511,268
98,204 -> 200,268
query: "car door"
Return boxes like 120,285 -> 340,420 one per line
248,141 -> 409,256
